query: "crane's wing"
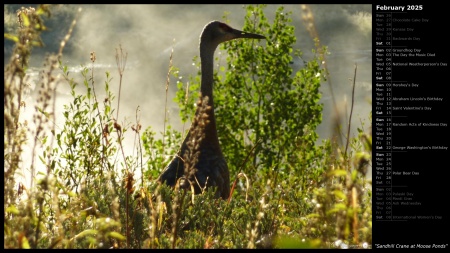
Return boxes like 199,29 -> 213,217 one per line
157,140 -> 230,199
193,148 -> 230,199
157,155 -> 184,187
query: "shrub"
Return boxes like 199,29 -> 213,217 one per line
4,4 -> 372,249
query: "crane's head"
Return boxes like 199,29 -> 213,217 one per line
200,20 -> 265,48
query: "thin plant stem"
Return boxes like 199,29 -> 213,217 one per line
115,44 -> 127,120
162,43 -> 174,167
344,63 -> 357,157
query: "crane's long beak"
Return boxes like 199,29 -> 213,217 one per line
234,29 -> 266,40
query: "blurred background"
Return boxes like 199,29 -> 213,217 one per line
4,4 -> 372,185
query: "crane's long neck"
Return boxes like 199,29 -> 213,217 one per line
200,43 -> 216,103
197,42 -> 219,144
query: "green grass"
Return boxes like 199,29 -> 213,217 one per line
4,4 -> 372,249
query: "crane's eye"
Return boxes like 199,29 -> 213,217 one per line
219,23 -> 232,32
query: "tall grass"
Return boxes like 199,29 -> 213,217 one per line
4,4 -> 371,249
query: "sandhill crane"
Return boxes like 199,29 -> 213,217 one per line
157,21 -> 265,199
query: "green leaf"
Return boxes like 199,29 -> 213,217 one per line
107,231 -> 126,241
275,236 -> 321,249
4,33 -> 19,43
329,169 -> 347,177
333,190 -> 347,201
72,229 -> 98,241
20,235 -> 31,249
327,203 -> 348,215
6,205 -> 20,215
20,13 -> 30,27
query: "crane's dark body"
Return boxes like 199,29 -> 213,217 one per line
157,21 -> 265,199
159,132 -> 228,199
